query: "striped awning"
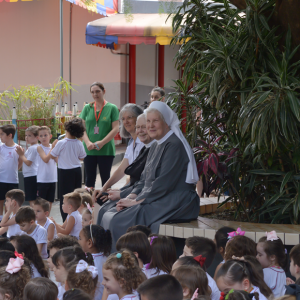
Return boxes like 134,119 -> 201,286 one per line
66,0 -> 117,16
86,13 -> 178,48
0,0 -> 33,2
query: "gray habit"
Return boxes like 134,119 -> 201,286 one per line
100,133 -> 200,249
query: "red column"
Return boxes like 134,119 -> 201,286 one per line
129,44 -> 136,103
158,45 -> 165,87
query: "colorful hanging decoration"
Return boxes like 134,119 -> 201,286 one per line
66,0 -> 117,17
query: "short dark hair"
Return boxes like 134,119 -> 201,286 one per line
25,125 -> 40,137
47,235 -> 79,250
64,117 -> 85,139
126,225 -> 152,237
0,237 -> 15,252
63,288 -> 92,300
34,198 -> 50,212
5,189 -> 25,207
64,192 -> 82,210
116,231 -> 152,264
215,226 -> 235,250
24,278 -> 58,300
176,256 -> 206,270
290,244 -> 300,267
0,124 -> 16,138
137,274 -> 183,300
15,206 -> 36,224
185,237 -> 216,268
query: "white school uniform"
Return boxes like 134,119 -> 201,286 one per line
36,144 -> 57,183
142,266 -> 167,279
207,272 -> 221,300
57,284 -> 66,300
0,144 -> 19,183
31,263 -> 42,278
252,286 -> 268,300
51,138 -> 86,169
7,214 -> 23,238
36,217 -> 57,239
92,252 -> 107,300
22,144 -> 38,177
119,295 -> 138,300
28,224 -> 48,259
263,267 -> 286,297
67,210 -> 82,239
124,137 -> 144,165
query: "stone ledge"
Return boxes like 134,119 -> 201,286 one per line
160,201 -> 300,245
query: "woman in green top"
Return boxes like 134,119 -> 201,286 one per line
79,82 -> 119,188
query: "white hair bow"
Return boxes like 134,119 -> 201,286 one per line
75,260 -> 98,279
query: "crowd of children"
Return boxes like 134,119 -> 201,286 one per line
1,123 -> 300,300
0,190 -> 300,300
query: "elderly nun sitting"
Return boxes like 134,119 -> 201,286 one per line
100,101 -> 200,249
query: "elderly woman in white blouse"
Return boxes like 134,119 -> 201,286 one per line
92,104 -> 144,205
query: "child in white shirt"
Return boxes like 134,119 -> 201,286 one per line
40,118 -> 86,222
16,125 -> 39,207
36,126 -> 57,212
33,198 -> 57,241
50,192 -> 82,239
256,232 -> 287,297
0,189 -> 25,237
0,124 -> 22,220
15,206 -> 48,259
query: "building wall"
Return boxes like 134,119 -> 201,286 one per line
0,0 -> 179,113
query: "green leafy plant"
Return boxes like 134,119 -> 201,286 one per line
168,0 -> 300,223
0,79 -> 75,140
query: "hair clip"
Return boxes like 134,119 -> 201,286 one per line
193,255 -> 206,268
225,289 -> 235,300
266,231 -> 279,241
150,236 -> 157,245
85,202 -> 93,214
75,260 -> 98,279
116,253 -> 122,259
191,288 -> 199,300
228,228 -> 245,239
220,292 -> 225,300
232,255 -> 245,261
6,257 -> 24,274
14,251 -> 23,259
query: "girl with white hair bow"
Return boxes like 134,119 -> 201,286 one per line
100,101 -> 200,250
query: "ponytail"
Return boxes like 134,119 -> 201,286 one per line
216,260 -> 273,298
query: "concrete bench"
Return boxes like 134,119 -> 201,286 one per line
160,198 -> 300,245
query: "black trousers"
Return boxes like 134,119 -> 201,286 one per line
58,167 -> 82,222
84,155 -> 114,188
